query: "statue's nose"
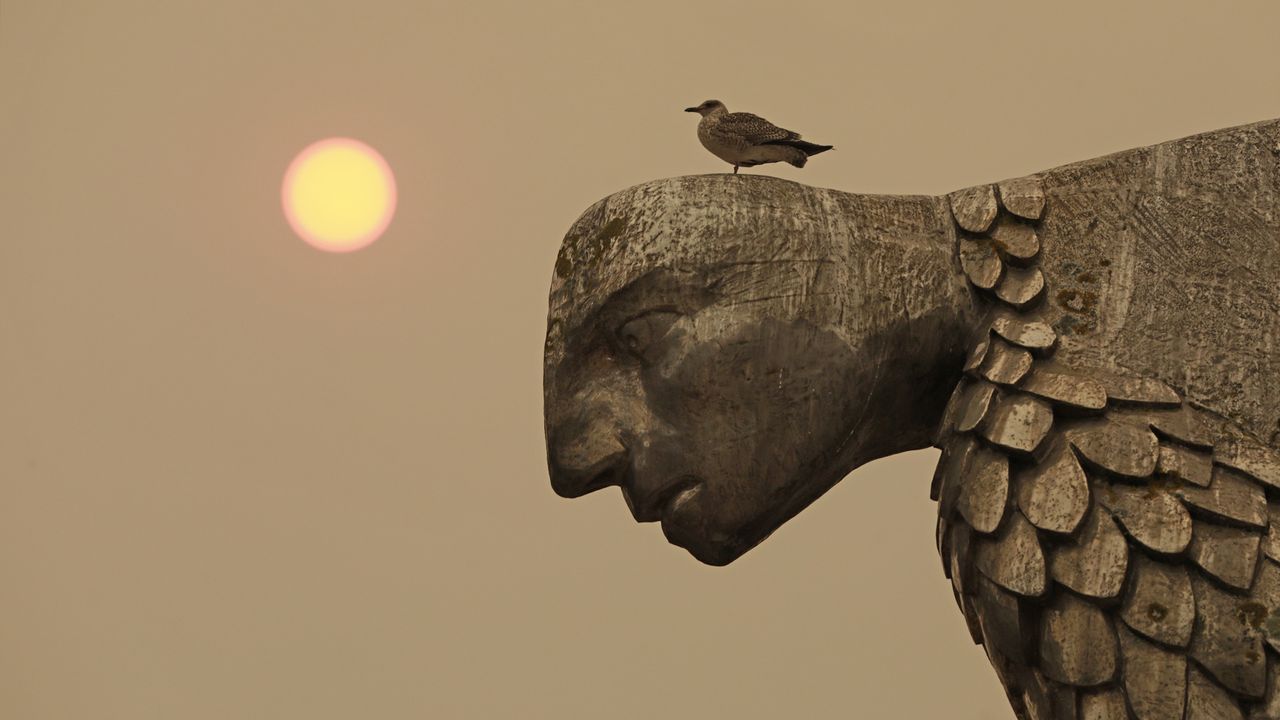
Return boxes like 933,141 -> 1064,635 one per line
545,352 -> 642,498
546,419 -> 629,498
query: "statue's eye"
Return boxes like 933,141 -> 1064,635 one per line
616,310 -> 681,361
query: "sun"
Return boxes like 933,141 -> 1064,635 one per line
282,138 -> 397,253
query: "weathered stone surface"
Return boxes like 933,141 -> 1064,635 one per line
934,379 -> 970,449
979,337 -> 1033,385
937,514 -> 949,573
1265,503 -> 1280,562
997,176 -> 1046,220
1015,440 -> 1089,535
958,591 -> 985,645
1252,559 -> 1280,655
990,314 -> 1056,351
995,265 -> 1045,308
947,521 -> 975,596
1186,665 -> 1244,720
1096,373 -> 1182,407
1066,419 -> 1160,479
1188,520 -> 1261,591
990,216 -> 1041,261
981,392 -> 1054,454
1157,443 -> 1213,487
949,184 -> 999,232
955,380 -> 997,433
1175,466 -> 1267,530
1120,554 -> 1194,648
972,574 -> 1032,663
936,435 -> 977,517
974,512 -> 1046,597
1096,481 -> 1191,554
1050,688 -> 1078,720
1117,624 -> 1186,720
957,445 -> 1010,534
1041,680 -> 1078,720
1019,367 -> 1107,411
1050,506 -> 1128,600
981,647 -> 1028,715
1249,659 -> 1280,720
1145,407 -> 1215,449
931,456 -> 949,505
960,237 -> 1003,289
963,336 -> 990,374
1078,688 -> 1129,720
1021,671 -> 1077,720
1189,574 -> 1267,699
943,525 -> 959,583
1039,592 -> 1117,686
1217,438 -> 1280,491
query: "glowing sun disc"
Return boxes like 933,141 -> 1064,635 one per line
282,137 -> 397,252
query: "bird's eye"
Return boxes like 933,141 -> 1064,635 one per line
616,310 -> 681,362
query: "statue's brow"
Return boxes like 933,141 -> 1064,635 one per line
563,269 -> 711,354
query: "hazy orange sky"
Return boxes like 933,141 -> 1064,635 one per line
3,2 -> 1279,718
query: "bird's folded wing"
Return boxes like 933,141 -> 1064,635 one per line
718,112 -> 800,144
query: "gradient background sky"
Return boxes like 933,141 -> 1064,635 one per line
3,2 -> 1279,718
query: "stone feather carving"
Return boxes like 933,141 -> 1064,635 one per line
935,173 -> 1280,719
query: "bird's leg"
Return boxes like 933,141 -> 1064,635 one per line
733,164 -> 739,174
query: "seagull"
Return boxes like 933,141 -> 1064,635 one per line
684,99 -> 833,174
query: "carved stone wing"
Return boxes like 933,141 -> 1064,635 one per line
933,178 -> 1280,720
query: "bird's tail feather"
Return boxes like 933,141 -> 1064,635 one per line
764,138 -> 834,156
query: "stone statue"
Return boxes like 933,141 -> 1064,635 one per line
542,117 -> 1280,719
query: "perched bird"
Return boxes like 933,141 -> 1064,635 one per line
684,99 -> 833,174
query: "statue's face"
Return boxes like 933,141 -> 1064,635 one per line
545,265 -> 864,565
544,176 -> 963,565
543,177 -> 875,565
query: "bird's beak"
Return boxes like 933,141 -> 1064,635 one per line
684,107 -> 699,113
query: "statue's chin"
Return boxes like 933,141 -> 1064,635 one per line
662,524 -> 745,566
655,476 -> 810,567
659,504 -> 754,567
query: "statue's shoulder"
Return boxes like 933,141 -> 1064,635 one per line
931,162 -> 1280,718
1039,116 -> 1280,194
944,119 -> 1280,446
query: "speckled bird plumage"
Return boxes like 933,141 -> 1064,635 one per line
684,99 -> 833,174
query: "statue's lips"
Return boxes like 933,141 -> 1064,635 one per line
657,484 -> 702,537
626,476 -> 701,523
667,485 -> 701,511
659,484 -> 743,566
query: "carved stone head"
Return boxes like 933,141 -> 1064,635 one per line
543,175 -> 974,564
